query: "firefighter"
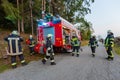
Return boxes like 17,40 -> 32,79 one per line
44,12 -> 53,22
88,35 -> 98,57
42,34 -> 56,65
104,30 -> 114,61
28,35 -> 36,55
4,30 -> 27,69
71,35 -> 80,57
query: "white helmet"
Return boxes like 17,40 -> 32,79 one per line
30,35 -> 33,38
91,35 -> 96,38
47,34 -> 53,37
11,30 -> 19,35
91,33 -> 96,38
107,30 -> 112,33
107,30 -> 112,35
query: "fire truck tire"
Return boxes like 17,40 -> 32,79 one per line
61,48 -> 67,53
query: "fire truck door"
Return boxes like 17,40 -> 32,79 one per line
43,27 -> 55,44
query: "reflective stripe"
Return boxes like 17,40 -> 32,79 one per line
44,58 -> 48,61
105,38 -> 109,46
16,39 -> 18,54
77,52 -> 80,55
46,50 -> 50,56
51,60 -> 54,62
52,53 -> 55,56
110,42 -> 114,44
9,39 -> 12,53
29,45 -> 35,47
72,52 -> 75,54
8,38 -> 20,40
8,38 -> 20,55
7,52 -> 23,56
91,45 -> 96,47
110,38 -> 114,40
21,60 -> 25,63
11,63 -> 17,66
110,51 -> 114,57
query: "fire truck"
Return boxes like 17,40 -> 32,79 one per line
34,15 -> 81,54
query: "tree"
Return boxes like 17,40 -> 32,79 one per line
48,0 -> 94,21
1,0 -> 21,24
0,0 -> 94,36
74,18 -> 94,40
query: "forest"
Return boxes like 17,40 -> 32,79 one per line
0,0 -> 94,40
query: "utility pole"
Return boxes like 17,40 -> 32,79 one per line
30,0 -> 34,35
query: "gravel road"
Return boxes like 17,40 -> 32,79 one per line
0,43 -> 120,80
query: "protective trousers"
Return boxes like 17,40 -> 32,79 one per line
42,49 -> 55,65
11,54 -> 26,67
107,46 -> 114,59
29,46 -> 34,54
44,55 -> 55,63
91,46 -> 96,53
72,46 -> 80,57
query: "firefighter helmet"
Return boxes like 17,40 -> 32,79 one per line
107,30 -> 112,33
107,30 -> 112,35
29,35 -> 33,39
11,30 -> 19,35
47,34 -> 53,37
91,34 -> 96,38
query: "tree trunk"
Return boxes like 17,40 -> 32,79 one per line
42,0 -> 46,19
17,0 -> 20,33
30,0 -> 33,35
21,0 -> 24,33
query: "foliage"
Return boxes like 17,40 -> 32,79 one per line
75,18 -> 94,40
0,0 -> 94,35
1,0 -> 21,24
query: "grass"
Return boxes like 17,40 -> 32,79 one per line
0,64 -> 10,73
81,40 -> 89,46
114,44 -> 120,55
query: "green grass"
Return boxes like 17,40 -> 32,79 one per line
0,64 -> 10,73
114,44 -> 120,55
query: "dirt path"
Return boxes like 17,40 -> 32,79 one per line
0,43 -> 120,80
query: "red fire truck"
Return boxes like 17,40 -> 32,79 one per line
34,16 -> 81,54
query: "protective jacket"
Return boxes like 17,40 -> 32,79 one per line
71,37 -> 80,46
45,37 -> 54,55
89,37 -> 98,47
104,34 -> 114,47
46,37 -> 53,48
4,34 -> 23,55
28,38 -> 36,47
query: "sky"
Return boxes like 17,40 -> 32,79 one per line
85,0 -> 120,38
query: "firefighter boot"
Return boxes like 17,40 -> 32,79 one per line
22,62 -> 27,66
92,54 -> 95,57
51,62 -> 56,65
42,59 -> 46,64
108,57 -> 114,61
76,54 -> 79,57
72,53 -> 74,56
110,57 -> 114,61
105,56 -> 110,60
12,65 -> 17,69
